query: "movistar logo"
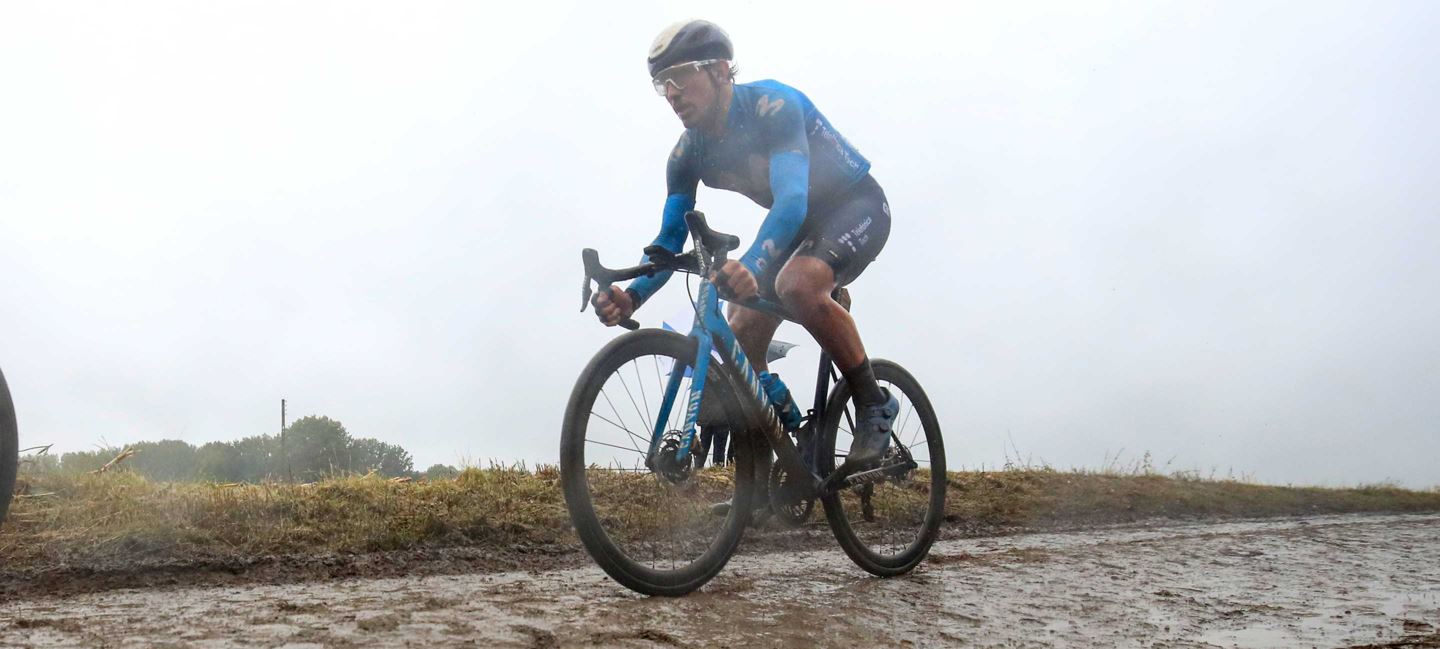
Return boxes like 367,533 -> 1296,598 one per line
756,95 -> 785,118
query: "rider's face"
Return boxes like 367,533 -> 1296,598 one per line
664,65 -> 722,130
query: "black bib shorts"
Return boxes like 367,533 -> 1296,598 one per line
755,173 -> 891,301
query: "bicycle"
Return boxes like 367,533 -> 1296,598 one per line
1,367 -> 17,525
560,210 -> 946,596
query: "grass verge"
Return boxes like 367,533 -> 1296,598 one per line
3,466 -> 1438,576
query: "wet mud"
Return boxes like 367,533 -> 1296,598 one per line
2,513 -> 1437,647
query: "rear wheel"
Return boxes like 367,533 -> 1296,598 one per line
560,329 -> 758,596
0,367 -> 17,525
817,359 -> 946,576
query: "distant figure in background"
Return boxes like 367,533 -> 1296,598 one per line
697,424 -> 731,468
695,392 -> 731,468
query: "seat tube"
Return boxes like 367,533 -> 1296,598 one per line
812,351 -> 833,415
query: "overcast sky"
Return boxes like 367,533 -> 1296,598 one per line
3,1 -> 1437,487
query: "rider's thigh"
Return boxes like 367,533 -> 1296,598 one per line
774,256 -> 837,312
791,174 -> 892,289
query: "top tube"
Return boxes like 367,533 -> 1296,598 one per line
726,295 -> 795,323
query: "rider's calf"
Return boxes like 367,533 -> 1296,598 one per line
727,303 -> 782,374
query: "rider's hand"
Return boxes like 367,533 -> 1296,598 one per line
592,286 -> 636,327
711,260 -> 759,302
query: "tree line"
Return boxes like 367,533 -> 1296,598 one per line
28,415 -> 462,483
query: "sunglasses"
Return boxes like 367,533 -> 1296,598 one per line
651,59 -> 723,96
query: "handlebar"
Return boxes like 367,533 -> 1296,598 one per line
581,249 -> 642,330
579,247 -> 694,331
582,210 -> 742,330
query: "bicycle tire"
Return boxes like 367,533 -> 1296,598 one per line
817,359 -> 946,576
560,329 -> 760,596
0,367 -> 17,525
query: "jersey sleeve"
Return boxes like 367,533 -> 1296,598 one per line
628,133 -> 700,306
739,87 -> 811,276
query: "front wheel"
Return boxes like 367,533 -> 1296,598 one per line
817,359 -> 946,576
0,367 -> 17,525
560,329 -> 758,596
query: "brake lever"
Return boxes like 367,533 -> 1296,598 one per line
580,279 -> 639,329
580,249 -> 640,330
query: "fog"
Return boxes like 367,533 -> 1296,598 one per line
2,1 -> 1436,487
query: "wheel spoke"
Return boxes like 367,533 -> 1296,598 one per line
589,408 -> 648,451
599,388 -> 642,451
616,370 -> 650,442
632,360 -> 652,431
586,437 -> 648,455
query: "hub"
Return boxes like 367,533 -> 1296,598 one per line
651,430 -> 694,484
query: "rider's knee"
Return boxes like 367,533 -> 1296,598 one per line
775,258 -> 834,316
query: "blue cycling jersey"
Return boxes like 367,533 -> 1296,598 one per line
628,80 -> 871,304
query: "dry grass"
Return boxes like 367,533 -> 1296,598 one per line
944,469 -> 1440,529
1,465 -> 572,571
2,464 -> 1438,574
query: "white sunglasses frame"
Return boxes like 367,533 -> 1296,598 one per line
651,59 -> 725,96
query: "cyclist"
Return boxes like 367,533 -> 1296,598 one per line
593,19 -> 899,474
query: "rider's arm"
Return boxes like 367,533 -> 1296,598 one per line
627,133 -> 700,307
738,88 -> 811,277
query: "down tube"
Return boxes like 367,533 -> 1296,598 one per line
704,299 -> 816,476
701,299 -> 775,429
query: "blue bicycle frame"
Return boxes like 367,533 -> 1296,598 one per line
642,240 -> 807,476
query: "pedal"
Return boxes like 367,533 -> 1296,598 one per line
841,465 -> 893,489
820,458 -> 912,495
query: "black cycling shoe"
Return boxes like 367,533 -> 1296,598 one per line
841,388 -> 899,470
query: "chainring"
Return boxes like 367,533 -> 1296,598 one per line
768,461 -> 815,528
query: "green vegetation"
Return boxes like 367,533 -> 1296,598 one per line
3,465 -> 1437,576
26,416 -> 429,483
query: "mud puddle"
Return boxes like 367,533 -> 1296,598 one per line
2,513 -> 1438,647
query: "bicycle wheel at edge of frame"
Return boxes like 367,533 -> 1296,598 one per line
559,328 -> 760,596
817,358 -> 947,577
0,367 -> 18,525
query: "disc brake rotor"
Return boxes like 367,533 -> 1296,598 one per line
653,430 -> 694,484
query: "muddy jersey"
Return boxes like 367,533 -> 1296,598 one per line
628,79 -> 871,304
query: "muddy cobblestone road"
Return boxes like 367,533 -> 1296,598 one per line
3,513 -> 1438,648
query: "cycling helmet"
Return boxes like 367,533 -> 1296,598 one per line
648,20 -> 733,78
